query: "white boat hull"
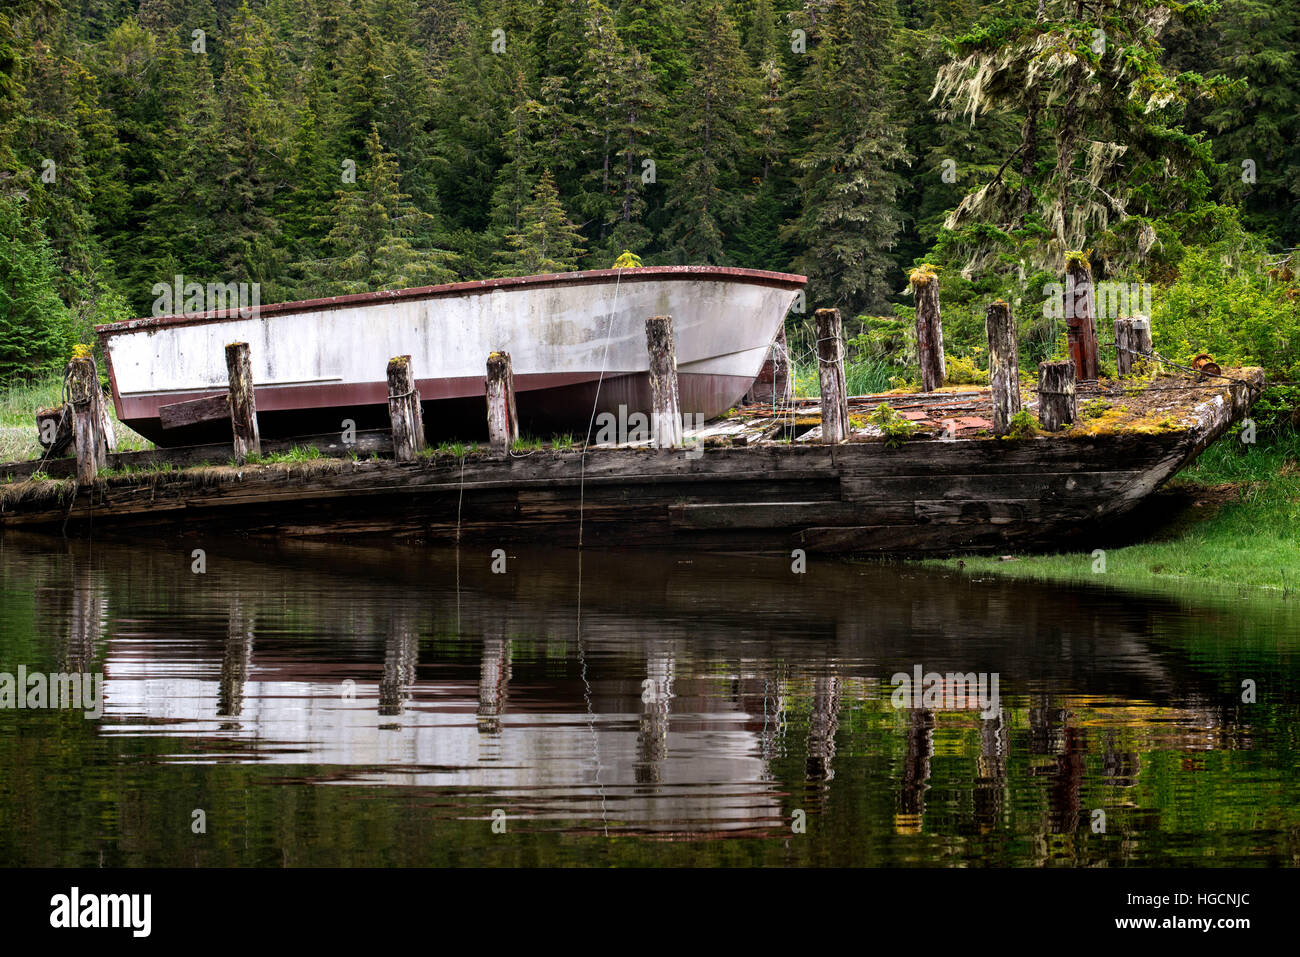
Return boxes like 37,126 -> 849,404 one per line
97,266 -> 805,444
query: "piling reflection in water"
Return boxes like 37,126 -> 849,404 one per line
0,533 -> 1298,865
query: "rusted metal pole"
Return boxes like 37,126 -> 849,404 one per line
645,315 -> 683,448
1037,360 -> 1076,432
485,351 -> 519,455
1114,316 -> 1152,377
225,342 -> 261,463
386,354 -> 424,462
910,267 -> 946,392
985,300 -> 1021,436
67,356 -> 106,484
1064,255 -> 1099,381
815,307 -> 848,443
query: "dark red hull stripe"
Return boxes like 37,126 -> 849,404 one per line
123,371 -> 756,446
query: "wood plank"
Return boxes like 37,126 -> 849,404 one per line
668,501 -> 865,529
159,393 -> 229,430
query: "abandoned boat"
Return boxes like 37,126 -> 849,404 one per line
96,266 -> 806,445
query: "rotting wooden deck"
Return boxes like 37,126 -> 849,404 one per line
0,370 -> 1263,555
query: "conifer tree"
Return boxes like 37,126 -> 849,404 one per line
309,126 -> 456,294
496,169 -> 587,275
790,0 -> 909,312
930,0 -> 1220,274
0,196 -> 74,380
662,0 -> 755,264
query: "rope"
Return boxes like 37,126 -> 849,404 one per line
573,267 -> 622,837
577,267 -> 623,550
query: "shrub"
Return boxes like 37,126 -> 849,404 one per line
868,402 -> 916,448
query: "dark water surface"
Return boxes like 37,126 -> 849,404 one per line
1,532 -> 1297,867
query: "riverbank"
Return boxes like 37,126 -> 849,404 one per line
930,432 -> 1300,594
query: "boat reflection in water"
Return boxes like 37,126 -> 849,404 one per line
7,534 -> 1299,863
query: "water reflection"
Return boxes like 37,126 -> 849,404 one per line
0,532 -> 1297,866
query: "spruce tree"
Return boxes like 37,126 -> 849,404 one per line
309,126 -> 456,294
495,169 -> 587,275
790,0 -> 910,312
662,0 -> 755,264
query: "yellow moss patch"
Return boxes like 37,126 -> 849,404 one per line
909,264 -> 939,287
1125,414 -> 1184,435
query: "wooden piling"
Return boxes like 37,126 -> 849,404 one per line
645,315 -> 684,448
225,342 -> 261,463
910,266 -> 946,392
485,351 -> 519,454
1064,254 -> 1099,381
386,354 -> 424,462
96,388 -> 117,453
36,406 -> 73,456
985,300 -> 1021,436
1114,316 -> 1152,377
815,307 -> 848,444
1037,360 -> 1076,432
85,354 -> 117,455
67,355 -> 106,484
772,326 -> 793,404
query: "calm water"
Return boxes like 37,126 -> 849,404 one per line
1,532 -> 1297,867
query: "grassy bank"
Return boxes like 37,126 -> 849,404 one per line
0,374 -> 152,463
931,432 -> 1300,594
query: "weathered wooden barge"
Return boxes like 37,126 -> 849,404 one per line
0,367 -> 1263,554
2,258 -> 1266,555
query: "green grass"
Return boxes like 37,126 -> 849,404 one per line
932,432 -> 1300,594
509,435 -> 545,453
240,444 -> 324,465
794,357 -> 897,398
0,373 -> 153,464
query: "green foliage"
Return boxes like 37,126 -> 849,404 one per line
495,170 -> 586,275
789,0 -> 909,313
1081,398 -> 1113,420
0,198 -> 74,381
1005,409 -> 1040,439
301,125 -> 457,294
1152,247 -> 1300,431
944,353 -> 988,385
868,401 -> 916,447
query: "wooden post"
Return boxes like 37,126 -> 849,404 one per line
485,351 -> 519,454
225,342 -> 261,463
1037,360 -> 1076,432
910,266 -> 945,392
1114,316 -> 1152,377
985,300 -> 1021,436
772,326 -> 793,403
36,406 -> 73,456
1064,254 -> 1099,381
96,386 -> 117,454
386,354 -> 424,462
67,356 -> 106,484
83,354 -> 117,454
645,315 -> 683,448
815,307 -> 848,443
